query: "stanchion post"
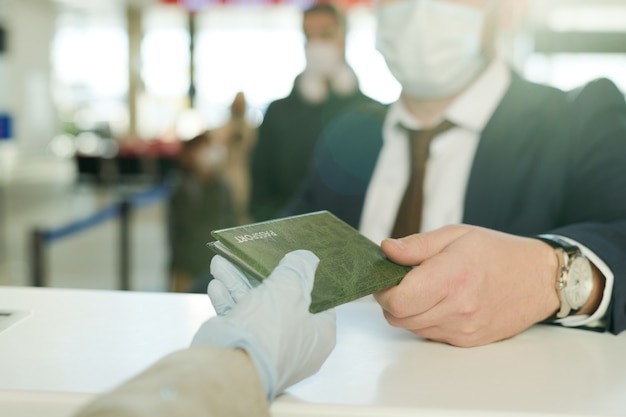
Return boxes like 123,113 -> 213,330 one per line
31,229 -> 46,287
119,200 -> 131,291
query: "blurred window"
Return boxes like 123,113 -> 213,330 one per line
194,4 -> 305,127
346,5 -> 400,104
51,6 -> 128,137
524,1 -> 626,93
51,3 -> 401,140
139,5 -> 190,139
525,53 -> 626,93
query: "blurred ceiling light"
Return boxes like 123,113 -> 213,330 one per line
548,6 -> 626,32
49,134 -> 77,158
74,108 -> 99,132
75,132 -> 103,156
100,139 -> 120,159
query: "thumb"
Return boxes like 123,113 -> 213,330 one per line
381,225 -> 472,265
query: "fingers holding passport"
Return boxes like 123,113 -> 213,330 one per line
208,255 -> 253,314
198,249 -> 337,399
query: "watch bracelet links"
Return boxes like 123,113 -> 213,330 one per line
535,234 -> 582,322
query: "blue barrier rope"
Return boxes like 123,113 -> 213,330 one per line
42,182 -> 173,244
128,182 -> 173,210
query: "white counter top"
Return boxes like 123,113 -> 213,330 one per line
1,286 -> 625,416
285,300 -> 626,416
0,286 -> 212,393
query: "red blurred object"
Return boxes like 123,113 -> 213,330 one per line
158,0 -> 214,10
148,139 -> 184,157
118,138 -> 183,158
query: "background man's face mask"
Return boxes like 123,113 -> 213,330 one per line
376,0 -> 487,99
304,40 -> 343,78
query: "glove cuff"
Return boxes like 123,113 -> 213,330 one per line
190,318 -> 278,400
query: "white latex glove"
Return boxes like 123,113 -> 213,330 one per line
191,250 -> 337,400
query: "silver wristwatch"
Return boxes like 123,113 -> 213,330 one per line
536,234 -> 594,319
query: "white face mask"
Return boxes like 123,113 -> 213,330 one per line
304,40 -> 343,77
376,0 -> 487,99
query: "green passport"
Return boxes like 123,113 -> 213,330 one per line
207,210 -> 410,313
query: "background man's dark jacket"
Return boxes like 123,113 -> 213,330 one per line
250,76 -> 379,222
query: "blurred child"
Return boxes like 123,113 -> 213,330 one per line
167,131 -> 237,293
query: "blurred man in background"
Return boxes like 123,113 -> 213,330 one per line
249,2 -> 379,222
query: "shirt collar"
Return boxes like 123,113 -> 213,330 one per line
385,58 -> 511,135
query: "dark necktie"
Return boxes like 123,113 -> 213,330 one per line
391,120 -> 455,238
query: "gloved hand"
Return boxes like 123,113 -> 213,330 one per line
191,250 -> 337,400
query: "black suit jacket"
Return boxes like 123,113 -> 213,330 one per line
286,73 -> 626,335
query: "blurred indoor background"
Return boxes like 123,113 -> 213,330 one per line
1,0 -> 625,292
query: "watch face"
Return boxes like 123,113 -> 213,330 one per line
565,256 -> 594,309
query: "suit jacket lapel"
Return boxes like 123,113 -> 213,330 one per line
462,72 -> 565,234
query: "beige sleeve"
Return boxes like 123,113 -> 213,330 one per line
74,346 -> 270,417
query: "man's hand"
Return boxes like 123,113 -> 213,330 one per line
374,225 -> 560,347
192,250 -> 336,399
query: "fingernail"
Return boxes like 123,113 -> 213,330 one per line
395,238 -> 407,249
385,238 -> 405,249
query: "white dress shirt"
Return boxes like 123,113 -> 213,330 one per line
359,59 -> 612,328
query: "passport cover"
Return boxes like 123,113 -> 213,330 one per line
207,210 -> 410,313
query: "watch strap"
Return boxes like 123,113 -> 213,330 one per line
535,234 -> 579,255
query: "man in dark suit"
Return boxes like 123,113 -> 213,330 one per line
285,0 -> 626,347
